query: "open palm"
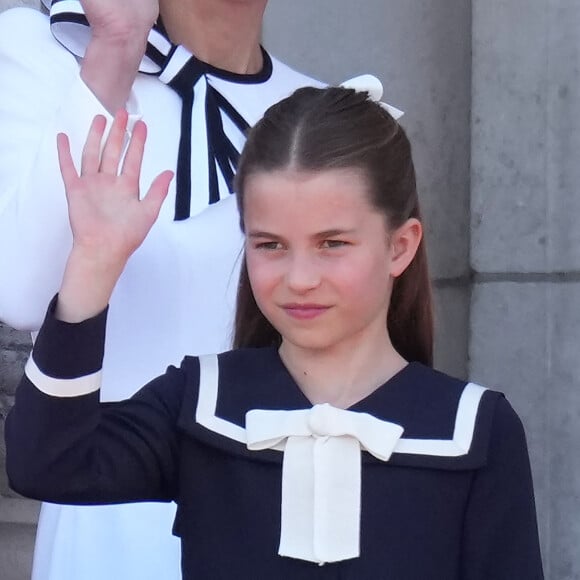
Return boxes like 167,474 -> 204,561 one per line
57,111 -> 173,266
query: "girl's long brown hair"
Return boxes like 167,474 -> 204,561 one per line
232,87 -> 433,366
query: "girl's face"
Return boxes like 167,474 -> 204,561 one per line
243,168 -> 420,356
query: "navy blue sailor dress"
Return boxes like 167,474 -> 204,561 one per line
5,303 -> 544,580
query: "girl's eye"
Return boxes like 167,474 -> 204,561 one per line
255,241 -> 283,250
320,239 -> 348,249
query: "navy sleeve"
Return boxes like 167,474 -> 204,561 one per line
5,298 -> 188,505
460,396 -> 544,579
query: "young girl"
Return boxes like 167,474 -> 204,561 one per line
5,87 -> 544,579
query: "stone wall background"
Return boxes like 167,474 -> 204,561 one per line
1,1 -> 578,579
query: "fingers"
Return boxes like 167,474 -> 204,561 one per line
56,132 -> 79,191
143,170 -> 174,219
80,115 -> 107,175
121,119 -> 147,181
80,111 -> 129,176
62,112 -> 167,217
100,109 -> 129,174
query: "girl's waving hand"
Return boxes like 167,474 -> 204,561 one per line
56,111 -> 173,322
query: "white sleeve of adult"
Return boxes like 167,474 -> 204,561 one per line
0,9 -> 140,331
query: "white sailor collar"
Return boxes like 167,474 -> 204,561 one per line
176,348 -> 500,472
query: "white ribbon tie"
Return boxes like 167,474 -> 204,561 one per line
246,403 -> 403,564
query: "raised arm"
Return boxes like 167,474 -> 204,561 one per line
79,0 -> 158,114
5,112 -> 177,505
55,110 -> 173,321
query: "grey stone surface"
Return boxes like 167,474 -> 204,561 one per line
0,324 -> 30,499
547,283 -> 580,580
0,498 -> 40,525
472,3 -> 580,575
543,2 -> 580,273
0,324 -> 31,396
0,501 -> 38,580
1,396 -> 17,497
470,281 -> 580,579
432,283 -> 470,380
471,0 -> 549,274
469,281 -> 549,559
264,0 -> 472,282
0,522 -> 35,580
472,0 -> 580,274
469,282 -> 549,418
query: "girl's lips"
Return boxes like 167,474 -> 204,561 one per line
282,304 -> 330,320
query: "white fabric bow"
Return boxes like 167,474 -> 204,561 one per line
341,74 -> 404,119
246,403 -> 404,564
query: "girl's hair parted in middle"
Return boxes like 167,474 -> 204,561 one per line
233,86 -> 433,367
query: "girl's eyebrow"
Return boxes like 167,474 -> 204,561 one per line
247,230 -> 281,238
313,228 -> 357,239
247,228 -> 357,239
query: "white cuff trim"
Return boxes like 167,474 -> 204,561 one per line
25,356 -> 101,398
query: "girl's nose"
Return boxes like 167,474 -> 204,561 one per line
285,252 -> 321,293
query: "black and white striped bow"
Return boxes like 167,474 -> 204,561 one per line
42,0 -> 271,220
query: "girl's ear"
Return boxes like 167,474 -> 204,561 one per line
389,218 -> 423,278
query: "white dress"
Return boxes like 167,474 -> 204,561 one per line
0,7 -> 323,580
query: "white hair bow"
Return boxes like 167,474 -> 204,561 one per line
341,74 -> 404,119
